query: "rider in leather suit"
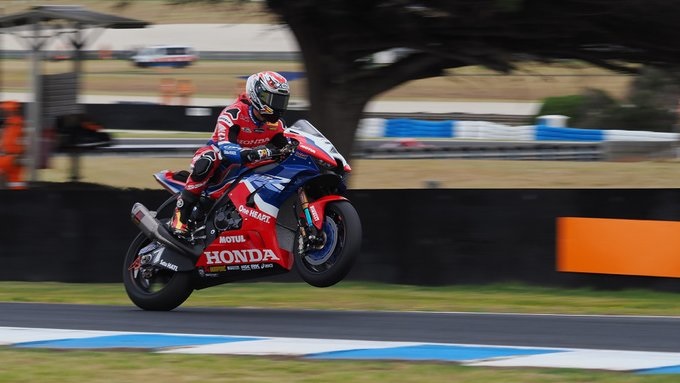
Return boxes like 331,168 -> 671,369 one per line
170,71 -> 290,237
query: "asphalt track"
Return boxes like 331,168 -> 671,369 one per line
2,302 -> 680,353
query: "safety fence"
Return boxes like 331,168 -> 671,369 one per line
3,187 -> 680,291
357,118 -> 680,142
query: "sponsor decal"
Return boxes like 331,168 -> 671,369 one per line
309,205 -> 320,222
218,116 -> 234,128
208,266 -> 226,272
228,263 -> 273,271
203,248 -> 280,265
159,259 -> 178,271
299,144 -> 317,154
238,138 -> 270,146
254,127 -> 265,133
219,234 -> 246,244
242,128 -> 252,133
185,183 -> 204,191
238,205 -> 272,223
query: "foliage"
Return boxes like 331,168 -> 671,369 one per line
537,69 -> 680,132
536,94 -> 587,121
595,104 -> 677,132
628,67 -> 680,110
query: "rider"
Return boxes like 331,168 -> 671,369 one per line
169,71 -> 291,237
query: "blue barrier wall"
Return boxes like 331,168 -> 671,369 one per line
534,125 -> 605,142
384,119 -> 454,138
358,117 -> 678,142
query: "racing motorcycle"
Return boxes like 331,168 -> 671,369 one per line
124,119 -> 362,311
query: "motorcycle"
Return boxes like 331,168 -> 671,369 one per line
124,119 -> 362,311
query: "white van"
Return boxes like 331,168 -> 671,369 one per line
131,45 -> 198,68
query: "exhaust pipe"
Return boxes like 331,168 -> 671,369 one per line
131,203 -> 202,258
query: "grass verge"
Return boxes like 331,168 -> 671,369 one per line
2,281 -> 680,316
3,348 -> 670,383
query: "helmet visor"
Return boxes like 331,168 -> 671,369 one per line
257,88 -> 289,114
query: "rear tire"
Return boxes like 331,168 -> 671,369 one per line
294,201 -> 362,287
123,194 -> 193,311
123,233 -> 194,311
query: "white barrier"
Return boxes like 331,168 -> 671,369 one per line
604,129 -> 680,142
356,118 -> 386,138
455,121 -> 535,141
356,118 -> 680,142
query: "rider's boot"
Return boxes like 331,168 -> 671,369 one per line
169,189 -> 199,238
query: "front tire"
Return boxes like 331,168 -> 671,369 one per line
294,201 -> 362,287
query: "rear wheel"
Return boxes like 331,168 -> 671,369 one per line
294,201 -> 362,287
122,194 -> 193,311
123,234 -> 194,311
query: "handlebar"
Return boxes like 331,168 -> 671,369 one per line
271,140 -> 298,159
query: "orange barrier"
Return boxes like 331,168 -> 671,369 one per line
556,217 -> 680,278
176,79 -> 195,105
159,78 -> 196,105
0,100 -> 26,190
159,77 -> 177,105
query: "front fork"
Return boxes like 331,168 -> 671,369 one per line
295,188 -> 325,252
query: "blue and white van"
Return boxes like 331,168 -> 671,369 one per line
131,45 -> 198,68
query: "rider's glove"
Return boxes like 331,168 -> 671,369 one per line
218,142 -> 243,163
245,146 -> 273,162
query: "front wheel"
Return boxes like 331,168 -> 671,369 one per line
294,200 -> 362,287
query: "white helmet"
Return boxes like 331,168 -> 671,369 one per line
246,71 -> 290,123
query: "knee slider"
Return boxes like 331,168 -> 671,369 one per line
190,152 -> 216,182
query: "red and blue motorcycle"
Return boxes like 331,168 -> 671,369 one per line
124,120 -> 362,311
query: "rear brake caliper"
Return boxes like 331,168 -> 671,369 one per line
134,241 -> 163,278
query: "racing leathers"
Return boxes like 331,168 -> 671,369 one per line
170,93 -> 287,236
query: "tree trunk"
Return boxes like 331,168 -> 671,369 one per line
268,1 -> 449,157
307,85 -> 366,159
285,11 -> 369,157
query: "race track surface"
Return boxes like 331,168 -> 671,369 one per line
2,302 -> 680,352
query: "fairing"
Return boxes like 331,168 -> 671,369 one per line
147,120 -> 351,278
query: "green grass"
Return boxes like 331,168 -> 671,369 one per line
3,281 -> 680,316
3,348 -> 672,383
